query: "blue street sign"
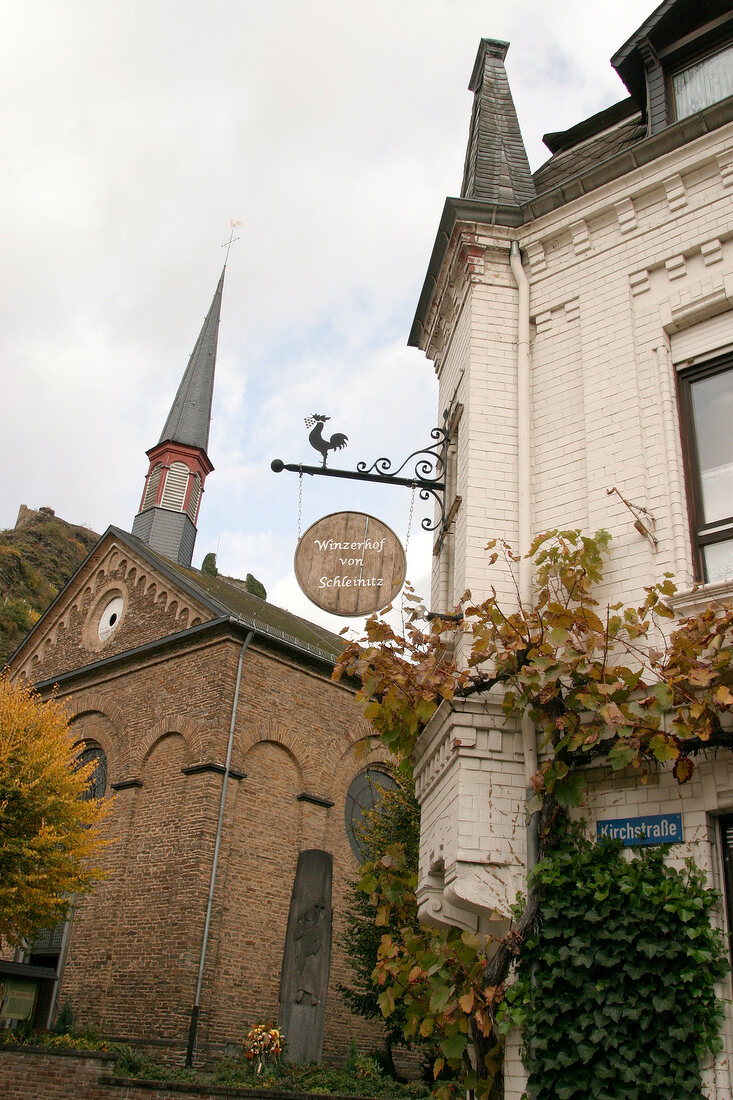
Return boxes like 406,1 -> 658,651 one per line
596,813 -> 684,847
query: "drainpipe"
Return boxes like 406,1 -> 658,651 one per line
186,629 -> 254,1067
509,241 -> 539,870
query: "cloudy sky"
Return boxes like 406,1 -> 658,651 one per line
1,0 -> 653,634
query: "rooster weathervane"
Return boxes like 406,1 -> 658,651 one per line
304,414 -> 348,468
271,411 -> 451,536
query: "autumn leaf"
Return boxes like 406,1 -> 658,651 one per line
601,701 -> 625,727
377,988 -> 395,1017
649,734 -> 679,763
673,756 -> 695,784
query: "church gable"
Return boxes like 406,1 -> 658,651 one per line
9,532 -> 213,685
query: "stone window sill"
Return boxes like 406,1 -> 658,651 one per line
669,579 -> 733,618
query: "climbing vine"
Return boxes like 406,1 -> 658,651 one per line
334,530 -> 733,1097
500,835 -> 728,1100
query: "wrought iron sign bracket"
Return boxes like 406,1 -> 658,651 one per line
271,424 -> 449,534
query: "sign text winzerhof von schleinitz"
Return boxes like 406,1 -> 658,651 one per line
295,512 -> 406,616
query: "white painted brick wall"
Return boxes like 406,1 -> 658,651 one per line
416,120 -> 733,1099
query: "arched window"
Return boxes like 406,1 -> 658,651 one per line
77,744 -> 107,801
186,473 -> 202,522
344,767 -> 398,859
141,464 -> 163,510
160,462 -> 189,511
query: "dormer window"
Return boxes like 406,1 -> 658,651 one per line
611,5 -> 733,138
671,41 -> 733,120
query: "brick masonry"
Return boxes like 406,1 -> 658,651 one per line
6,534 -> 391,1065
413,46 -> 733,1100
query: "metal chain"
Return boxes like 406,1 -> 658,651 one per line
405,482 -> 416,553
297,467 -> 303,540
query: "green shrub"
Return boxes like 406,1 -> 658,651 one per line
52,1001 -> 73,1034
213,1053 -> 429,1096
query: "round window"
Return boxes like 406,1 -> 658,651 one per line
98,596 -> 124,642
345,768 -> 398,859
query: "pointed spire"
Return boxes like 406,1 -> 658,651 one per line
158,267 -> 225,452
461,40 -> 535,206
131,267 -> 226,568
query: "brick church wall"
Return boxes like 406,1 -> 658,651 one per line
42,630 -> 388,1065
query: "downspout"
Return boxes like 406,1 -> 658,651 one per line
509,240 -> 539,871
186,629 -> 254,1067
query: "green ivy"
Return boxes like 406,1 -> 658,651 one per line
499,836 -> 729,1099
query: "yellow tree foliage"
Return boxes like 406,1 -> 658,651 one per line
0,677 -> 107,946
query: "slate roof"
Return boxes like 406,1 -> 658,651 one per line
533,100 -> 646,196
460,39 -> 535,206
9,523 -> 348,679
115,527 -> 346,665
158,267 -> 225,453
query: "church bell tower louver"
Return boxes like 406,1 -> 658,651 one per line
131,267 -> 225,567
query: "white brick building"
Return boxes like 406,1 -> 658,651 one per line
408,2 -> 733,1094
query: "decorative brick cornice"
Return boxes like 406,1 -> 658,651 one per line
660,270 -> 733,333
111,779 -> 144,791
701,239 -> 724,266
570,218 -> 591,254
297,792 -> 334,808
665,254 -> 686,281
525,239 -> 547,273
614,196 -> 637,234
182,763 -> 246,781
629,270 -> 651,296
663,173 -> 687,213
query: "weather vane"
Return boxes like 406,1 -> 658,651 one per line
304,414 -> 348,468
222,219 -> 242,264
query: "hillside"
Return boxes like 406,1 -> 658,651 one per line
0,506 -> 99,668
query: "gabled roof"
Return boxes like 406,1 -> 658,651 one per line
9,525 -> 347,678
111,527 -> 346,665
158,267 -> 225,453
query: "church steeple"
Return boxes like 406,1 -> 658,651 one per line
131,268 -> 225,567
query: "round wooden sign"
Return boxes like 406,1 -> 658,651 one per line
294,512 -> 406,617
